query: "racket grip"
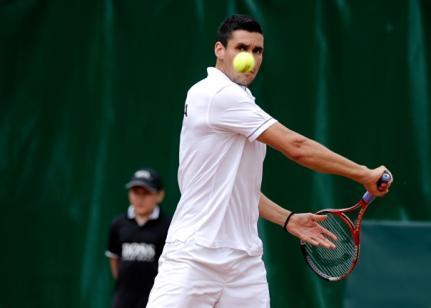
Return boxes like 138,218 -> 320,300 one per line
362,192 -> 375,203
362,171 -> 392,203
377,171 -> 392,191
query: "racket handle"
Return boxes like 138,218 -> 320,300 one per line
377,171 -> 392,191
362,192 -> 375,203
362,171 -> 392,203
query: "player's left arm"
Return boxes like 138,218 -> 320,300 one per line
259,193 -> 336,248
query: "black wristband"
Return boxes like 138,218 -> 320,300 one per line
283,212 -> 295,231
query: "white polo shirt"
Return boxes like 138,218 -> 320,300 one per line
166,67 -> 277,256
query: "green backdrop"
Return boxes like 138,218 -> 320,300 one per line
1,0 -> 430,307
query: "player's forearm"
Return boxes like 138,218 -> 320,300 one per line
258,123 -> 369,184
259,193 -> 291,227
109,258 -> 119,280
287,137 -> 369,183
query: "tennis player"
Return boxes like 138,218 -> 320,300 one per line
146,14 -> 392,307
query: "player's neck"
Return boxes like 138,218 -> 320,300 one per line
215,62 -> 225,75
135,214 -> 149,226
135,215 -> 149,226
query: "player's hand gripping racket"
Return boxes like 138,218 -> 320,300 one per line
300,171 -> 392,281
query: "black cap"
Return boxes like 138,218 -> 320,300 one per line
125,168 -> 163,192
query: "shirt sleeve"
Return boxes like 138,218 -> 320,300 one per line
105,220 -> 121,259
208,84 -> 277,141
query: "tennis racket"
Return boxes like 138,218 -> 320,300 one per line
300,171 -> 392,281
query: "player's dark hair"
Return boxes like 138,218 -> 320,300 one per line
217,14 -> 263,47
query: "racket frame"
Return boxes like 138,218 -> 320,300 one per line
300,171 -> 391,281
300,197 -> 373,281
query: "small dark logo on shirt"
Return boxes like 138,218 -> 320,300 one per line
184,103 -> 188,117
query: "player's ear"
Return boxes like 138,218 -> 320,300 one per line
214,41 -> 225,60
156,190 -> 165,204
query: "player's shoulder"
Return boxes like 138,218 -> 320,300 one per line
212,83 -> 253,109
187,69 -> 241,96
188,78 -> 205,93
187,70 -> 214,92
217,82 -> 249,98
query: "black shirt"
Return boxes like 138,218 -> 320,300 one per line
106,206 -> 171,308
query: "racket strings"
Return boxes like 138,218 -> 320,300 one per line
303,214 -> 356,279
309,215 -> 354,274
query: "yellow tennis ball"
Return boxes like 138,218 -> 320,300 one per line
233,52 -> 255,73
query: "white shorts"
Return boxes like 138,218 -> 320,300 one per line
146,241 -> 270,308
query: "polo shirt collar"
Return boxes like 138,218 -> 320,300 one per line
207,67 -> 254,99
207,67 -> 231,82
127,205 -> 160,220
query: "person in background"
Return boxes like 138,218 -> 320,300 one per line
106,168 -> 171,308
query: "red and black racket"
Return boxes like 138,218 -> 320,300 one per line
300,171 -> 392,281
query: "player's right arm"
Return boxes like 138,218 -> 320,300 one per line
257,122 -> 391,196
109,257 -> 119,280
106,219 -> 121,280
